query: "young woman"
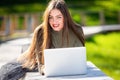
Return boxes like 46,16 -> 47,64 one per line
0,0 -> 85,79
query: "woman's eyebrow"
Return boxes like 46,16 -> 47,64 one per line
57,14 -> 62,16
56,13 -> 62,16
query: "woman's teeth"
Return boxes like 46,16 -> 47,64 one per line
53,24 -> 59,27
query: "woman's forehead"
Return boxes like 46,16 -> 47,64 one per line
49,9 -> 62,16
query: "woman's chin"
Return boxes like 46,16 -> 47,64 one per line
53,28 -> 62,32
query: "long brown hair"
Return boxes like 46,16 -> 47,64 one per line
42,0 -> 85,47
18,0 -> 85,69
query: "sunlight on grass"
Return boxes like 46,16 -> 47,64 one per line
86,32 -> 120,80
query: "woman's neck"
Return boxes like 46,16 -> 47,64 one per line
52,29 -> 63,35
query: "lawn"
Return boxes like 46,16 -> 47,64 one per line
86,32 -> 120,80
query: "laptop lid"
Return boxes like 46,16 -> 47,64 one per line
43,47 -> 87,77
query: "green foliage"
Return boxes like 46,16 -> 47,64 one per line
17,16 -> 24,30
0,0 -> 120,26
85,13 -> 100,26
72,14 -> 81,24
95,0 -> 120,12
86,32 -> 120,80
0,3 -> 46,14
0,0 -> 46,6
105,11 -> 119,25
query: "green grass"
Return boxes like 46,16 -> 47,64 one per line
86,32 -> 120,80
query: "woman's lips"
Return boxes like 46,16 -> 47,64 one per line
53,24 -> 59,28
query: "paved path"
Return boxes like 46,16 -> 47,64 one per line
0,38 -> 31,68
83,24 -> 120,38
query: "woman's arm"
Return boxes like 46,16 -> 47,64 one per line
17,24 -> 43,69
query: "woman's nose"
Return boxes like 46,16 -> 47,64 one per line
52,18 -> 58,23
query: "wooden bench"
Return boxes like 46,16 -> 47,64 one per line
23,61 -> 113,80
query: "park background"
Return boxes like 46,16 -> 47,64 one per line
0,0 -> 120,80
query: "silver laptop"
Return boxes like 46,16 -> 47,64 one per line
43,47 -> 87,77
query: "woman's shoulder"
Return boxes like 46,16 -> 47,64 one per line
74,23 -> 84,33
75,24 -> 83,30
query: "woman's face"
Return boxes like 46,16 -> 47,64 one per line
49,9 -> 64,32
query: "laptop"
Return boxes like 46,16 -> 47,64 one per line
43,47 -> 87,77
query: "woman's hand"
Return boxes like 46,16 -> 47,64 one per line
40,65 -> 45,75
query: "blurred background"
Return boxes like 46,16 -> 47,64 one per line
0,0 -> 120,80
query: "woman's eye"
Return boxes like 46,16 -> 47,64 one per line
49,16 -> 53,19
49,17 -> 52,19
58,16 -> 62,18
